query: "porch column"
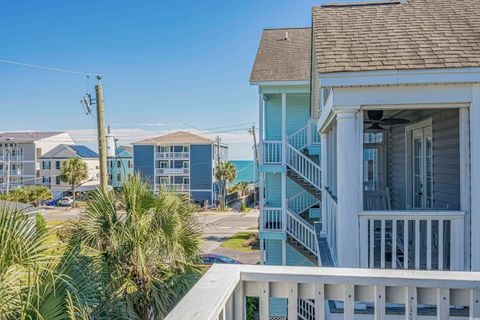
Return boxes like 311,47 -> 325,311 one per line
259,92 -> 265,265
281,93 -> 287,266
335,109 -> 361,268
471,84 -> 480,271
320,133 -> 327,235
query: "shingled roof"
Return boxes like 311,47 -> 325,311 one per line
250,28 -> 311,83
133,131 -> 214,145
312,0 -> 480,73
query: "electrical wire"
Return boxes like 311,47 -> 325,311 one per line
0,58 -> 99,77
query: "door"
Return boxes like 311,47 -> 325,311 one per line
409,124 -> 433,209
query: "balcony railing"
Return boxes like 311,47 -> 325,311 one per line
166,264 -> 480,320
324,190 -> 338,262
155,184 -> 189,192
359,210 -> 465,271
261,207 -> 282,231
155,152 -> 189,159
155,168 -> 190,175
262,141 -> 281,165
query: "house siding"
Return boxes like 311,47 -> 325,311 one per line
133,145 -> 154,186
286,93 -> 310,135
265,95 -> 282,141
190,144 -> 213,203
389,109 -> 460,210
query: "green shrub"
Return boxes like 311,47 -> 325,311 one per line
35,212 -> 47,234
240,202 -> 247,212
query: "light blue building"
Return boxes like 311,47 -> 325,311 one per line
132,131 -> 227,205
251,27 -> 322,318
107,146 -> 133,189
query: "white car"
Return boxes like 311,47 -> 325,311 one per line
58,197 -> 73,207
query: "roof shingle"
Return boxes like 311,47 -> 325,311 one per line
250,28 -> 311,83
312,0 -> 480,73
133,131 -> 214,145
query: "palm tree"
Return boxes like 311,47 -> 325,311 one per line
60,158 -> 89,207
215,161 -> 237,209
0,204 -> 99,319
65,174 -> 203,319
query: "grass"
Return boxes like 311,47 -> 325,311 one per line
220,232 -> 259,252
45,220 -> 64,246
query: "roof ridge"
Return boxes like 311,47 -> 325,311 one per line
263,27 -> 311,31
318,0 -> 402,8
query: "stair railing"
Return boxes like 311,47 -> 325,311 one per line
288,125 -> 308,150
286,143 -> 322,190
288,191 -> 320,215
286,209 -> 320,260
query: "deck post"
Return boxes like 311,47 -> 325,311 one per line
259,91 -> 265,265
281,93 -> 287,266
335,109 -> 361,267
471,84 -> 480,271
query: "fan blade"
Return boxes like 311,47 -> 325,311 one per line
380,118 -> 410,125
364,120 -> 373,124
366,123 -> 385,132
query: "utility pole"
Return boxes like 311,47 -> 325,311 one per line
216,136 -> 222,207
95,76 -> 108,192
249,124 -> 259,204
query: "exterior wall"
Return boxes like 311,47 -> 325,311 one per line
190,144 -> 213,204
133,145 -> 155,186
389,109 -> 460,210
108,157 -> 133,189
264,95 -> 282,140
286,93 -> 310,135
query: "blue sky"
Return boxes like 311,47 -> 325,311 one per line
0,0 -> 317,159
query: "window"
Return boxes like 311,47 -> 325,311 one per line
406,119 -> 433,209
56,176 -> 60,185
128,160 -> 132,168
56,161 -> 61,170
183,161 -> 189,168
117,174 -> 121,182
117,161 -> 121,168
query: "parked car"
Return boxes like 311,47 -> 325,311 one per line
58,197 -> 73,207
200,254 -> 242,265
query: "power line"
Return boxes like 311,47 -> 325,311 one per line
0,58 -> 99,77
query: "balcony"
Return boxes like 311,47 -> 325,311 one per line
155,168 -> 190,175
155,184 -> 189,192
155,152 -> 189,159
166,264 -> 480,320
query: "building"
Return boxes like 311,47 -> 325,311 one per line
39,144 -> 100,198
132,131 -> 227,204
0,132 -> 74,192
108,146 -> 133,189
168,0 -> 480,319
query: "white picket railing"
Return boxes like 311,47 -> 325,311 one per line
359,211 -> 465,271
286,209 -> 319,259
288,191 -> 320,215
166,264 -> 480,320
298,299 -> 315,320
288,119 -> 321,151
262,141 -> 282,165
324,190 -> 338,263
261,207 -> 283,231
286,143 -> 321,190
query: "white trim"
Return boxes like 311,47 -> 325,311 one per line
251,80 -> 310,86
320,67 -> 480,88
281,93 -> 287,266
471,84 -> 480,271
459,107 -> 471,270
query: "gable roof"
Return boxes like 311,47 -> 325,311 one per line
312,0 -> 480,73
114,146 -> 133,158
0,131 -> 66,143
250,28 -> 311,83
133,131 -> 214,145
41,144 -> 98,159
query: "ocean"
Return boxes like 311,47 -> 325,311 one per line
230,160 -> 256,185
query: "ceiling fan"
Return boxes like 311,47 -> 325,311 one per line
364,110 -> 410,131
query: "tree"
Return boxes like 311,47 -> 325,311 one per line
65,174 -> 204,319
0,185 -> 52,206
234,181 -> 250,197
215,161 -> 237,209
60,158 -> 89,207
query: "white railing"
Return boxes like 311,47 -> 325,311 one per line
288,190 -> 320,215
261,207 -> 283,231
359,211 -> 465,271
286,143 -> 321,190
155,168 -> 189,175
324,190 -> 338,262
298,299 -> 315,320
286,209 -> 319,259
262,141 -> 281,165
155,152 -> 189,159
156,184 -> 190,192
166,264 -> 480,320
288,119 -> 321,151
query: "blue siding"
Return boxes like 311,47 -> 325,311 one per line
265,173 -> 281,207
133,145 -> 154,186
265,95 -> 282,141
190,144 -> 213,202
191,191 -> 212,204
286,93 -> 310,135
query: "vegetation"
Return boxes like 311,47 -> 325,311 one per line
233,181 -> 250,197
0,185 -> 52,206
0,175 -> 204,319
220,232 -> 259,252
215,161 -> 237,209
60,158 -> 89,207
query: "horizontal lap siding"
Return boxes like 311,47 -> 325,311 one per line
190,145 -> 213,203
265,173 -> 281,207
265,95 -> 281,141
388,109 -> 460,210
133,145 -> 154,186
286,93 -> 310,135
